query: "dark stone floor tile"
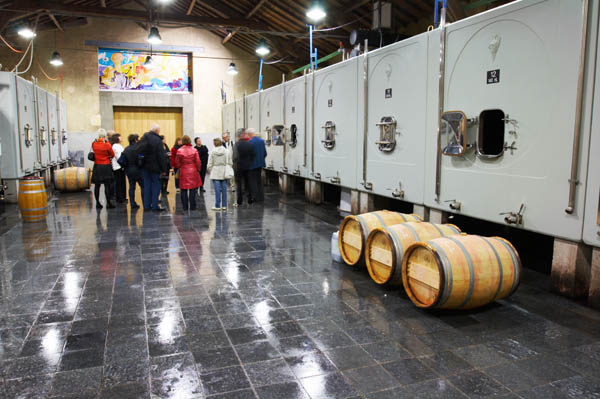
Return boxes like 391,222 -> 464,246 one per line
274,335 -> 319,358
453,344 -> 509,368
188,331 -> 231,352
420,351 -> 474,377
50,366 -> 103,397
448,370 -> 510,398
399,378 -> 466,399
2,354 -> 60,379
255,381 -> 309,399
64,331 -> 106,352
551,375 -> 600,399
516,353 -> 580,383
324,345 -> 376,371
220,313 -> 259,330
300,372 -> 358,399
99,382 -> 151,399
516,383 -> 571,399
200,365 -> 251,396
235,340 -> 281,364
207,388 -> 257,398
149,334 -> 190,357
343,365 -> 400,394
4,374 -> 53,399
193,346 -> 240,373
103,358 -> 150,388
484,361 -> 546,392
312,331 -> 356,351
253,308 -> 293,326
226,326 -> 268,345
360,341 -> 412,363
285,352 -> 338,379
70,317 -> 109,335
381,358 -> 434,386
150,352 -> 196,381
244,359 -> 296,387
59,348 -> 104,371
276,294 -> 311,308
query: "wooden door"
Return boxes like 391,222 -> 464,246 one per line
113,106 -> 183,148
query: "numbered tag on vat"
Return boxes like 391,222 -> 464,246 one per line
328,99 -> 333,108
385,88 -> 392,98
487,69 -> 500,84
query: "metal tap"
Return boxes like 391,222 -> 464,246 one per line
328,172 -> 341,184
293,167 -> 301,176
504,141 -> 517,154
445,199 -> 462,211
500,203 -> 525,225
387,183 -> 404,199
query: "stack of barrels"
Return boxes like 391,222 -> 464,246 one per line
338,210 -> 521,310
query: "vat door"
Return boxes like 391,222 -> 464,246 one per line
441,111 -> 467,156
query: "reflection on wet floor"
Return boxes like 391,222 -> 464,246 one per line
0,182 -> 599,399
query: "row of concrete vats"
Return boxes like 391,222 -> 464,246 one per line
223,0 -> 600,305
0,72 -> 71,202
336,211 -> 521,310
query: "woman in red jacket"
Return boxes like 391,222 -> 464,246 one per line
172,135 -> 201,211
171,137 -> 183,192
91,132 -> 115,209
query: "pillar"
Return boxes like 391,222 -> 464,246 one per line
279,174 -> 294,194
350,190 -> 361,215
304,180 -> 323,205
359,192 -> 375,214
588,247 -> 600,309
3,179 -> 19,203
428,208 -> 448,224
413,205 -> 428,221
551,239 -> 592,298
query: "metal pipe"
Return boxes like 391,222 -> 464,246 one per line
282,73 -> 286,170
56,93 -> 62,160
303,73 -> 308,168
14,74 -> 25,172
292,50 -> 343,75
434,7 -> 447,201
565,0 -> 590,214
361,39 -> 370,188
243,91 -> 247,128
311,69 -> 315,175
32,76 -> 42,167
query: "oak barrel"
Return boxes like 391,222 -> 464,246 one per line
338,211 -> 422,266
402,235 -> 521,310
18,177 -> 48,223
365,222 -> 461,287
54,167 -> 91,192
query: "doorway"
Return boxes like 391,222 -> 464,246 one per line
113,106 -> 183,148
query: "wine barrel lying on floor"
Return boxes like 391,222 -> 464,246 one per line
338,211 -> 422,267
18,177 -> 48,223
54,167 -> 91,192
365,222 -> 461,287
402,235 -> 521,310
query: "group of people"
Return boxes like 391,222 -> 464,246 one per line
90,124 -> 268,212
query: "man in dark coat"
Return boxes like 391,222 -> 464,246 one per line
232,129 -> 255,206
137,124 -> 168,211
194,137 -> 209,192
248,128 -> 267,202
122,134 -> 144,209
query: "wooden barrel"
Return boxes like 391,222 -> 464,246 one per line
338,211 -> 422,266
18,178 -> 48,223
402,235 -> 521,310
365,222 -> 461,287
54,167 -> 91,192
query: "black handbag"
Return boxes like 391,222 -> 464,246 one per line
87,143 -> 95,162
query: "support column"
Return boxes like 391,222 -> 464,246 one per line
413,205 -> 428,221
551,239 -> 592,298
350,190 -> 361,215
359,192 -> 375,214
304,180 -> 323,204
588,247 -> 600,309
279,174 -> 294,194
428,208 -> 449,224
3,179 -> 19,203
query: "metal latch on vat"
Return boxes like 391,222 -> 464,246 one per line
264,127 -> 272,146
445,199 -> 462,211
328,172 -> 341,184
293,167 -> 301,176
24,124 -> 33,147
375,116 -> 397,152
500,203 -> 525,225
321,121 -> 336,149
39,127 -> 47,146
62,129 -> 68,144
51,129 -> 57,145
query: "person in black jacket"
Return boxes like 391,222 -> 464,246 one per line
194,137 -> 209,193
121,134 -> 144,209
232,129 -> 255,206
137,124 -> 168,211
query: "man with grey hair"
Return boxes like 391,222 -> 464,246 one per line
137,123 -> 168,211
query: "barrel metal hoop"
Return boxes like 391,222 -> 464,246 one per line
402,222 -> 421,241
386,228 -> 405,281
430,223 -> 445,236
400,213 -> 408,222
21,190 -> 47,194
481,237 -> 504,300
22,206 -> 48,211
447,236 -> 476,309
493,238 -> 520,295
355,215 -> 370,246
372,212 -> 388,228
428,240 -> 453,307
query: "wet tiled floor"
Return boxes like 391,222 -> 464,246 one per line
0,182 -> 599,398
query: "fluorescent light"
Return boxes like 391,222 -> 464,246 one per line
255,38 -> 270,57
49,51 -> 63,67
147,27 -> 162,45
18,26 -> 37,39
227,62 -> 239,76
306,2 -> 326,22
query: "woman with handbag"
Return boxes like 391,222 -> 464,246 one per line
91,131 -> 115,209
172,135 -> 202,211
109,133 -> 126,203
207,138 -> 233,211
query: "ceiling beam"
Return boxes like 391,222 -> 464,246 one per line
196,0 -> 244,19
186,0 -> 196,15
8,0 -> 268,29
222,0 -> 268,44
47,12 -> 63,31
99,0 -> 106,7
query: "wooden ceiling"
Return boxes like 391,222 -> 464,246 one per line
0,0 -> 515,73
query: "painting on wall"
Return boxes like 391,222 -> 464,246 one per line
98,48 -> 191,92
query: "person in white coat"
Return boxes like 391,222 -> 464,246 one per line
207,138 -> 233,210
109,133 -> 126,203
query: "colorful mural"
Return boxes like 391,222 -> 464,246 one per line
98,48 -> 190,92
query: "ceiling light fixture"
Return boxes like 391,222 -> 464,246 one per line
306,1 -> 327,23
227,62 -> 239,76
255,38 -> 270,57
18,26 -> 37,39
49,51 -> 63,67
147,27 -> 162,45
